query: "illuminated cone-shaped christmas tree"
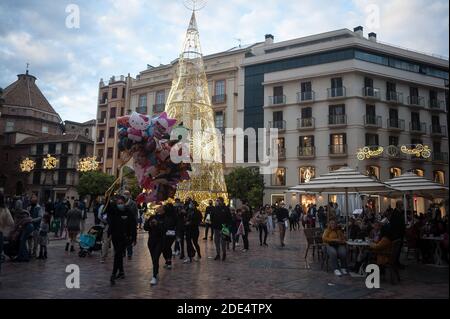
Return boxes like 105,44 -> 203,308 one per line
165,11 -> 228,209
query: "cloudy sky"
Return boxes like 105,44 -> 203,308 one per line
0,0 -> 448,122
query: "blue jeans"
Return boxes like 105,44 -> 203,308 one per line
326,244 -> 348,270
18,224 -> 34,261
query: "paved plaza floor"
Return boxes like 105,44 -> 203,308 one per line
0,220 -> 448,299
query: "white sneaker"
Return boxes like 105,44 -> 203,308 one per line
334,269 -> 342,277
163,264 -> 172,269
236,243 -> 240,247
340,268 -> 348,275
183,258 -> 191,264
241,249 -> 248,252
193,256 -> 200,262
150,277 -> 158,286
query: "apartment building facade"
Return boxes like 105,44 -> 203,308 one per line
241,28 -> 448,212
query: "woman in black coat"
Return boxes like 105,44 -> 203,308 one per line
144,205 -> 166,286
184,200 -> 202,263
107,195 -> 137,285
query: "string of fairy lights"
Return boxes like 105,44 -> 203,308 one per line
19,155 -> 99,173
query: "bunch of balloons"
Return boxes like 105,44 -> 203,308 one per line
117,111 -> 191,204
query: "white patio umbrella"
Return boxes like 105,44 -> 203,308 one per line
385,172 -> 449,221
288,167 -> 394,233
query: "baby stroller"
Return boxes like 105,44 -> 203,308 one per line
79,225 -> 103,257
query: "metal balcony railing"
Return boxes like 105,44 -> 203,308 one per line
430,125 -> 447,136
328,114 -> 347,126
409,122 -> 426,134
297,146 -> 315,157
362,87 -> 381,99
136,106 -> 147,114
407,96 -> 425,107
327,87 -> 346,98
386,91 -> 403,104
433,152 -> 449,163
153,103 -> 165,113
212,94 -> 227,104
329,144 -> 347,155
429,99 -> 446,111
387,118 -> 405,130
268,95 -> 286,105
277,147 -> 286,159
297,91 -> 315,102
269,120 -> 286,131
297,117 -> 315,130
364,115 -> 382,127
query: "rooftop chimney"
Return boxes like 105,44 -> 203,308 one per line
368,32 -> 377,42
265,34 -> 274,45
353,26 -> 363,38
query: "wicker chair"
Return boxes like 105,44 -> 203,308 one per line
304,228 -> 323,260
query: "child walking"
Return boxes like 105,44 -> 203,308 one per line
38,214 -> 50,259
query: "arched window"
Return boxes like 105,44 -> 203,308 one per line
272,168 -> 286,186
411,168 -> 424,177
433,170 -> 445,185
366,165 -> 380,179
299,167 -> 315,183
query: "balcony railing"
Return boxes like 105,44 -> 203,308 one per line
430,125 -> 447,137
386,91 -> 403,104
97,118 -> 106,125
407,96 -> 425,107
387,118 -> 405,130
153,103 -> 165,113
297,146 -> 315,158
277,147 -> 286,159
327,87 -> 346,98
362,87 -> 381,99
212,94 -> 227,104
296,91 -> 315,103
96,137 -> 105,144
364,115 -> 382,127
269,120 -> 286,132
429,99 -> 446,111
328,114 -> 347,126
433,152 -> 448,163
136,106 -> 148,114
98,157 -> 104,163
297,117 -> 315,130
409,122 -> 426,134
99,98 -> 108,105
329,144 -> 347,156
268,95 -> 286,106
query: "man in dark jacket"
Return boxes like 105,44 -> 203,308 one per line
123,190 -> 138,260
389,202 -> 406,268
203,200 -> 214,241
174,199 -> 187,259
107,195 -> 137,285
162,203 -> 177,268
54,198 -> 70,237
275,204 -> 289,247
211,197 -> 232,261
184,201 -> 202,263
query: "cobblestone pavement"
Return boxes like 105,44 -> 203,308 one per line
0,217 -> 448,299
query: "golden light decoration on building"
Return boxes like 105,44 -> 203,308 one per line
43,154 -> 58,169
400,144 -> 431,158
77,156 -> 99,172
356,146 -> 384,160
20,157 -> 36,172
304,168 -> 312,183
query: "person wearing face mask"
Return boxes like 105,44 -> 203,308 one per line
107,195 -> 137,285
27,194 -> 43,258
123,190 -> 138,260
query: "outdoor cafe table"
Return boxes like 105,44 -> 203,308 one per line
346,240 -> 371,275
421,236 -> 445,266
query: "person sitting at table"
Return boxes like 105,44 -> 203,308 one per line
369,224 -> 393,268
369,221 -> 382,242
322,219 -> 348,276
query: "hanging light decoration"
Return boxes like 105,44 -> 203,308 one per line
77,156 -> 99,172
43,154 -> 58,169
304,168 -> 312,183
400,144 -> 431,158
356,146 -> 384,160
20,157 -> 36,172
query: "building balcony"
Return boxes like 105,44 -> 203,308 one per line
362,87 -> 381,100
98,98 -> 108,105
409,122 -> 426,135
212,94 -> 227,104
153,103 -> 165,113
430,125 -> 447,137
96,137 -> 105,144
387,118 -> 405,131
268,95 -> 286,106
407,96 -> 425,108
432,152 -> 448,163
329,144 -> 347,157
98,157 -> 104,163
136,106 -> 148,114
385,91 -> 403,104
363,115 -> 382,128
277,147 -> 286,160
297,146 -> 315,159
297,117 -> 315,130
327,87 -> 346,99
296,91 -> 315,103
268,120 -> 286,132
97,118 -> 106,125
429,99 -> 446,112
328,114 -> 347,127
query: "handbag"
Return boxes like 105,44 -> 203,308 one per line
166,230 -> 176,236
221,224 -> 231,237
